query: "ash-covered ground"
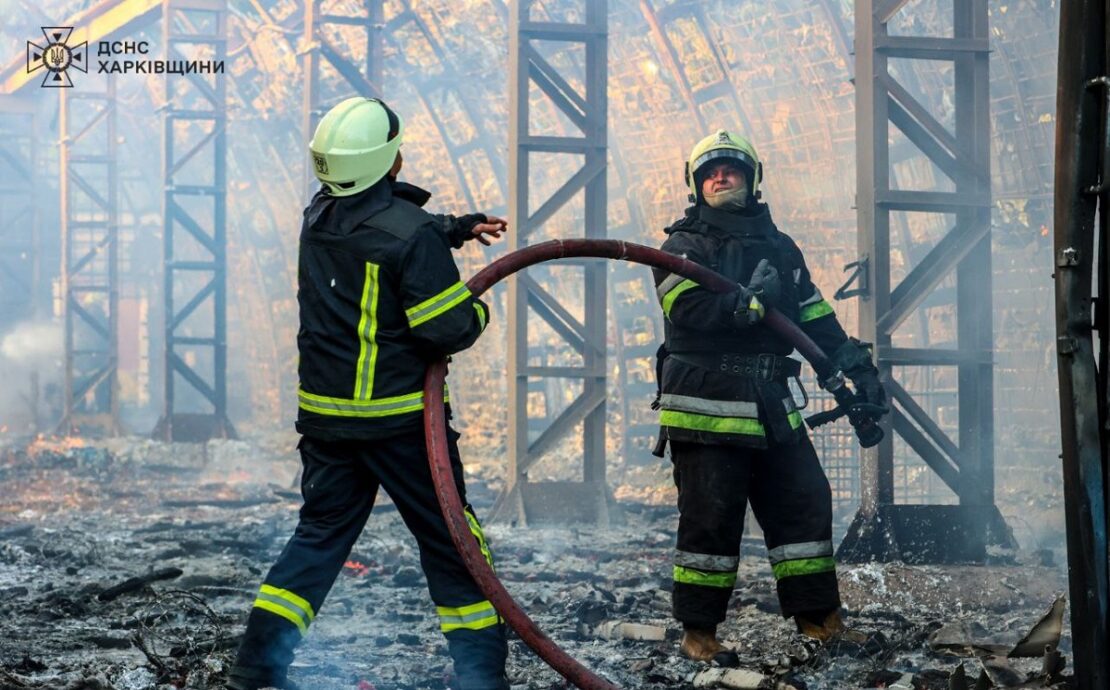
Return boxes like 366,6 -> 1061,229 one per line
0,436 -> 1074,690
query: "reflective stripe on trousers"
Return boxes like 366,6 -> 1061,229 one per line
437,600 -> 500,633
768,540 -> 835,580
252,584 -> 316,635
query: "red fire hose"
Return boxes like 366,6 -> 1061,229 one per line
422,239 -> 835,689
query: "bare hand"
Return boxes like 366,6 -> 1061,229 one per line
471,215 -> 508,246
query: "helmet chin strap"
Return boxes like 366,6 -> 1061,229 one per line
703,186 -> 749,211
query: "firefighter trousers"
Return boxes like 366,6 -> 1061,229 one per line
229,429 -> 508,690
670,436 -> 840,629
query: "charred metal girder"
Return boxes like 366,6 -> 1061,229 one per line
153,0 -> 234,442
840,0 -> 1009,563
1053,1 -> 1109,687
497,0 -> 610,526
58,79 -> 121,436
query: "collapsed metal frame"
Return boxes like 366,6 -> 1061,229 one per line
0,96 -> 42,432
59,78 -> 122,435
154,0 -> 233,441
840,0 -> 1011,562
496,0 -> 609,525
1054,0 -> 1108,686
302,0 -> 383,197
384,0 -> 508,218
638,0 -> 752,136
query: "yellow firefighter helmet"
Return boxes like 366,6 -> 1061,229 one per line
685,129 -> 762,203
309,97 -> 403,197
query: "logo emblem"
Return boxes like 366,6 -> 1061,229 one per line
312,153 -> 329,175
27,27 -> 87,88
716,131 -> 732,144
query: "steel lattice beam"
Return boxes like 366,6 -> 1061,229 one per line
153,0 -> 233,441
839,0 -> 1011,563
58,80 -> 121,436
495,0 -> 609,526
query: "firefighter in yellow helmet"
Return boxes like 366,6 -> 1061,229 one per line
651,130 -> 886,664
227,97 -> 510,690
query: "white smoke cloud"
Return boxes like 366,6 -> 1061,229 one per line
1,320 -> 63,366
0,320 -> 63,434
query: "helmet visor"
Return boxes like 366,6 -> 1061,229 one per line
693,148 -> 757,178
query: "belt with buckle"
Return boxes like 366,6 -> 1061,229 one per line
670,352 -> 801,381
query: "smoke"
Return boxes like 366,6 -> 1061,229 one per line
0,320 -> 63,434
1,321 -> 62,367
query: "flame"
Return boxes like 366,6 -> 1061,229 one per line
343,560 -> 370,576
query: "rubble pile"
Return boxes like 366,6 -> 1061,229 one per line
0,437 -> 1073,689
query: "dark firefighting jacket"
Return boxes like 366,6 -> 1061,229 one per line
652,203 -> 849,449
295,178 -> 490,441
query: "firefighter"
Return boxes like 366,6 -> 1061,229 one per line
652,130 -> 887,664
226,97 -> 510,690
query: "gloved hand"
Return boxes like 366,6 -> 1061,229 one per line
747,258 -> 781,306
732,259 -> 781,328
455,213 -> 488,238
829,338 -> 887,410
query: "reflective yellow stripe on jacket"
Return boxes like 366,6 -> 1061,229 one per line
354,262 -> 381,399
298,388 -> 450,418
656,273 -> 699,320
406,280 -> 472,328
658,394 -> 803,437
301,261 -> 451,418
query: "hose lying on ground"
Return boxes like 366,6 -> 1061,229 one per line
422,239 -> 838,689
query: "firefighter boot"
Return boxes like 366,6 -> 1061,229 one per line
795,609 -> 845,642
680,625 -> 740,667
795,609 -> 884,658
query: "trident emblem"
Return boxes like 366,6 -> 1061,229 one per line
27,27 -> 87,88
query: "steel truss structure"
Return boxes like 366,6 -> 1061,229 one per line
59,79 -> 121,435
153,0 -> 233,441
495,0 -> 609,525
839,0 -> 1011,562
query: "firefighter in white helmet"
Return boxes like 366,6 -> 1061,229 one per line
227,96 -> 509,690
652,129 -> 886,664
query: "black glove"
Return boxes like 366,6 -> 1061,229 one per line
830,338 -> 887,409
732,259 -> 782,328
747,259 -> 781,306
445,213 -> 488,248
